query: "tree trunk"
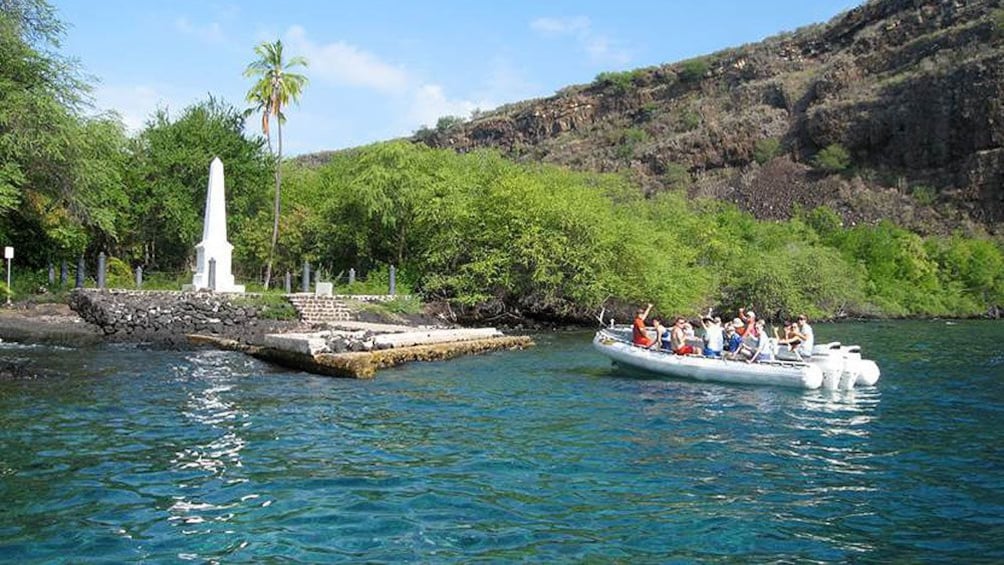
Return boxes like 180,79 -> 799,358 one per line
264,118 -> 283,289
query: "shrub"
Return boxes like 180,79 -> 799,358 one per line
813,143 -> 851,172
911,184 -> 937,205
615,128 -> 649,161
679,58 -> 709,82
753,138 -> 782,165
232,294 -> 299,320
636,102 -> 659,122
594,70 -> 645,94
678,108 -> 701,131
435,115 -> 465,133
662,162 -> 690,190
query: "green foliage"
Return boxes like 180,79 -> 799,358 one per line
127,97 -> 272,272
615,127 -> 649,160
753,138 -> 782,165
105,256 -> 134,288
662,162 -> 690,190
911,184 -> 937,205
231,293 -> 299,320
413,125 -> 435,142
813,143 -> 852,172
992,8 -> 1004,37
636,102 -> 659,122
436,115 -> 465,132
679,58 -> 709,82
803,206 -> 844,239
678,108 -> 701,131
358,295 -> 423,317
594,69 -> 645,93
274,141 -> 1004,320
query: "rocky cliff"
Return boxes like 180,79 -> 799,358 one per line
411,0 -> 1004,234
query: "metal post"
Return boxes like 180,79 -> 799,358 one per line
208,258 -> 217,291
302,260 -> 310,293
97,252 -> 106,289
75,254 -> 85,288
348,268 -> 355,285
135,266 -> 143,289
284,271 -> 292,294
389,265 -> 396,296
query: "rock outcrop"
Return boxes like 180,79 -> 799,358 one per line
401,0 -> 1004,234
68,289 -> 299,347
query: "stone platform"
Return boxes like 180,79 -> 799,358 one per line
188,326 -> 533,378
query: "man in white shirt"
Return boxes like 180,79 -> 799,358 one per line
794,314 -> 814,359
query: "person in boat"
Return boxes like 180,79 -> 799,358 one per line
652,317 -> 671,350
738,307 -> 759,337
732,317 -> 746,336
773,321 -> 801,352
632,303 -> 655,347
743,319 -> 773,363
700,316 -> 723,358
792,314 -> 815,359
670,317 -> 695,355
723,322 -> 743,355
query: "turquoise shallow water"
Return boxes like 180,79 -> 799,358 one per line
0,320 -> 1002,562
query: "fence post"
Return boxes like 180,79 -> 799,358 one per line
389,265 -> 396,296
135,266 -> 143,289
348,268 -> 355,285
75,255 -> 85,288
97,252 -> 106,289
302,260 -> 310,293
284,271 -> 292,294
60,261 -> 68,286
208,258 -> 217,291
48,262 -> 55,285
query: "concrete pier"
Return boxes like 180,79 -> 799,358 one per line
188,326 -> 533,378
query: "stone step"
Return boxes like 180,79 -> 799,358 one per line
284,295 -> 354,324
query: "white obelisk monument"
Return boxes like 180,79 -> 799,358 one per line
190,157 -> 245,292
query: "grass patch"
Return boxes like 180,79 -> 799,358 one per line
231,293 -> 299,320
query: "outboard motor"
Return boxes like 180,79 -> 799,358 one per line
811,342 -> 844,391
840,346 -> 863,390
857,359 -> 881,386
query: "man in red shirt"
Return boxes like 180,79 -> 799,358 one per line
632,303 -> 654,347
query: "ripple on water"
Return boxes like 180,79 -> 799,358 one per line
0,324 -> 1003,561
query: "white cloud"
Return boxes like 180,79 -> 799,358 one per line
530,15 -> 630,65
284,25 -> 408,92
281,25 -> 494,135
408,84 -> 486,128
89,84 -> 192,133
530,16 -> 590,36
174,17 -> 226,44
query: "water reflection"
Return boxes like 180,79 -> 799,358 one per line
165,351 -> 256,551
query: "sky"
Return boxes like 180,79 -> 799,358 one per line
53,0 -> 863,156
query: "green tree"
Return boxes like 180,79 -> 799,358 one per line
244,39 -> 308,288
0,0 -> 132,267
127,97 -> 271,272
813,143 -> 851,172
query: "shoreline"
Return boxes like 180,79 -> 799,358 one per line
0,300 -> 1000,350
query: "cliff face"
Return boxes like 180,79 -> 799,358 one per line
414,0 -> 1004,234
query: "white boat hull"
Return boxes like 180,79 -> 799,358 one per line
593,329 -> 823,389
593,328 -> 880,390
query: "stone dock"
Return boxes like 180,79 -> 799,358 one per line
65,289 -> 533,378
189,321 -> 534,378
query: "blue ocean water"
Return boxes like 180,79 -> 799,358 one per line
0,320 -> 1002,563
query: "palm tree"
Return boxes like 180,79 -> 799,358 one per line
244,39 -> 307,289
